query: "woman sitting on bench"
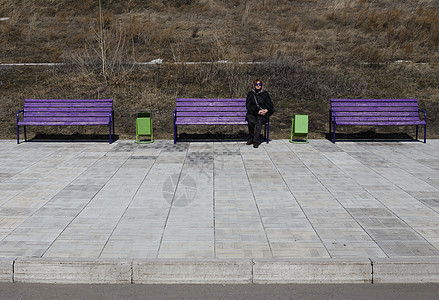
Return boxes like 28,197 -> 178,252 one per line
246,79 -> 275,148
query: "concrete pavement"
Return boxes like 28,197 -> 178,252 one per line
1,139 -> 439,283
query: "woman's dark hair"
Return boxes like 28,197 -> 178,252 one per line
253,79 -> 262,87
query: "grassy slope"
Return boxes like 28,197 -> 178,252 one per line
1,0 -> 438,141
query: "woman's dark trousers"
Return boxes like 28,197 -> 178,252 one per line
247,114 -> 265,143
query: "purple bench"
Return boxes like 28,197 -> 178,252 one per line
329,99 -> 427,143
16,99 -> 114,144
173,98 -> 269,144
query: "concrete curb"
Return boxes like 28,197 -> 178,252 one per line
133,259 -> 252,284
253,259 -> 372,284
0,259 -> 14,282
372,257 -> 439,283
0,258 -> 438,284
14,258 -> 132,284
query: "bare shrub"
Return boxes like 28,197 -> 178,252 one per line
209,35 -> 252,97
68,8 -> 141,82
70,21 -> 135,82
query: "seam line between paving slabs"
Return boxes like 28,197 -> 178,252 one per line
270,141 -> 331,258
11,259 -> 15,283
240,144 -> 274,258
284,140 -> 387,257
156,143 -> 190,258
40,144 -> 126,257
332,143 -> 439,252
369,258 -> 374,284
98,144 -> 163,258
130,259 -> 134,284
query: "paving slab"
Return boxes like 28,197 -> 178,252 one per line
1,139 -> 439,283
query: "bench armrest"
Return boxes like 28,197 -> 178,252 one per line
16,109 -> 24,123
173,109 -> 177,122
419,109 -> 427,122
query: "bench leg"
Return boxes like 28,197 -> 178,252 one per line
174,125 -> 177,144
329,122 -> 332,141
109,123 -> 112,144
416,125 -> 419,141
266,122 -> 269,144
332,122 -> 336,143
329,110 -> 332,137
424,124 -> 427,143
24,126 -> 27,142
112,111 -> 115,136
17,125 -> 19,144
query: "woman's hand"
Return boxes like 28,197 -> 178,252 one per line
258,109 -> 268,116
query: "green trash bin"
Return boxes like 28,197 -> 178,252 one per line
290,114 -> 309,143
136,112 -> 153,143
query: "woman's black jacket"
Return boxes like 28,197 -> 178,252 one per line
246,90 -> 275,121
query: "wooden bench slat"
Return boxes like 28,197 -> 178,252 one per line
331,102 -> 418,107
177,102 -> 245,107
24,108 -> 112,113
176,116 -> 246,122
25,98 -> 112,102
332,106 -> 419,112
177,98 -> 245,102
334,111 -> 420,117
337,121 -> 426,126
176,107 -> 247,112
18,121 -> 111,126
177,111 -> 245,117
25,103 -> 112,108
24,112 -> 111,117
20,116 -> 110,122
331,99 -> 418,102
335,117 -> 423,122
176,121 -> 248,125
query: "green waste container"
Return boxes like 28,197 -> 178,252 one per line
290,114 -> 309,143
136,112 -> 153,143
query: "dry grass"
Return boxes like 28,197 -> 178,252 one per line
1,0 -> 438,141
2,1 -> 438,63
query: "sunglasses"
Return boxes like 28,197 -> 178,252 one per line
254,83 -> 262,86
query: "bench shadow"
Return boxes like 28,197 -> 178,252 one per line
324,130 -> 420,143
28,133 -> 119,143
178,131 -> 249,143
